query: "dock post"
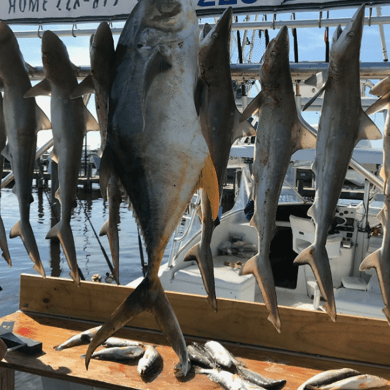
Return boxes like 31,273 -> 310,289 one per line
0,367 -> 15,389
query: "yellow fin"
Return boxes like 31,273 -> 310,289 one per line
197,155 -> 219,220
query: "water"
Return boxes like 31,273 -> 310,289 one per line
0,184 -> 172,318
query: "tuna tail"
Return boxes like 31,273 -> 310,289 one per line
293,244 -> 336,321
99,219 -> 120,285
184,242 -> 217,311
85,277 -> 190,376
10,220 -> 45,277
46,220 -> 80,284
0,216 -> 11,267
359,250 -> 390,324
241,255 -> 281,332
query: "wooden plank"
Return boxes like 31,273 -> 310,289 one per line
19,274 -> 390,367
1,312 -> 390,390
0,367 -> 15,390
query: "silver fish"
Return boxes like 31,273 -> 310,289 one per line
0,22 -> 51,277
137,345 -> 162,376
183,7 -> 255,311
71,22 -> 122,285
103,337 -> 143,348
25,31 -> 99,284
187,342 -> 217,368
240,26 -> 316,332
54,326 -> 102,351
359,78 -> 390,324
237,367 -> 286,390
85,0 -> 218,376
0,93 -> 10,266
306,374 -> 388,390
293,5 -> 382,321
203,341 -> 242,368
83,345 -> 144,361
297,368 -> 360,390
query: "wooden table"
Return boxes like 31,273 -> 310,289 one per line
1,274 -> 390,389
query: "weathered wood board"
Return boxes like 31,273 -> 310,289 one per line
18,274 -> 390,367
1,311 -> 390,390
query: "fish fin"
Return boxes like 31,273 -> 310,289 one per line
0,78 -> 4,92
293,244 -> 336,321
99,146 -> 112,201
194,78 -> 205,117
9,221 -> 20,239
70,62 -> 80,72
84,277 -> 190,376
241,256 -> 281,332
71,75 -> 95,99
99,220 -> 109,237
35,104 -> 51,131
304,70 -> 328,89
357,110 -> 382,141
249,216 -> 255,227
240,92 -> 264,122
197,155 -> 219,221
55,188 -> 61,204
11,186 -> 16,195
302,83 -> 327,111
232,108 -> 257,143
366,92 -> 390,116
307,204 -> 316,219
84,107 -> 99,132
50,149 -> 59,164
377,207 -> 387,225
1,144 -> 11,161
370,76 -> 390,97
292,117 -> 317,152
46,221 -> 80,284
184,241 -> 217,312
359,250 -> 380,272
201,23 -> 212,40
24,78 -> 51,98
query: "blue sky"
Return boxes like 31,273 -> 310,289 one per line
8,4 -> 390,150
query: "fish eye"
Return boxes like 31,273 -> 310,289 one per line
271,51 -> 277,56
137,43 -> 144,49
347,32 -> 354,38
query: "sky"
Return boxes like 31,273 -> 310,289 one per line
7,4 -> 390,151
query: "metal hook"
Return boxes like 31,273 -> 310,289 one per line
37,24 -> 43,39
290,12 -> 295,21
72,23 -> 77,38
368,7 -> 372,27
319,11 -> 322,28
272,13 -> 276,30
109,19 -> 113,28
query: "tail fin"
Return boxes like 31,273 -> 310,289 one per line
10,220 -> 45,277
294,244 -> 336,321
241,255 -> 281,332
46,221 -> 80,284
184,242 -> 217,311
0,216 -> 11,267
84,277 -> 190,376
99,219 -> 120,285
359,250 -> 390,324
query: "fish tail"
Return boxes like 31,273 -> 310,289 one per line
84,276 -> 190,376
294,244 -> 336,321
0,216 -> 11,267
46,220 -> 80,284
184,242 -> 217,312
10,220 -> 45,277
359,250 -> 390,323
99,219 -> 120,285
241,255 -> 281,332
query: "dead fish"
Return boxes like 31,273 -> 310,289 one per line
0,93 -> 10,266
359,79 -> 390,324
83,345 -> 144,361
137,345 -> 162,376
237,367 -> 286,390
54,326 -> 101,351
183,7 -> 255,312
239,26 -> 316,332
187,342 -> 217,368
85,0 -> 218,377
103,337 -> 143,348
0,22 -> 51,277
297,368 -> 361,390
306,374 -> 389,390
71,23 -> 122,285
203,341 -> 243,369
25,31 -> 99,284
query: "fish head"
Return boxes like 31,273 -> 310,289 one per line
90,22 -> 115,76
259,25 -> 289,86
41,31 -> 71,81
330,4 -> 365,62
0,22 -> 15,46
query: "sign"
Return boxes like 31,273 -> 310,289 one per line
1,0 -> 390,24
